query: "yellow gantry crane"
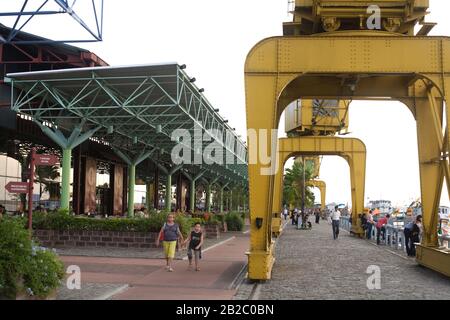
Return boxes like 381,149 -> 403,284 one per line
245,0 -> 450,280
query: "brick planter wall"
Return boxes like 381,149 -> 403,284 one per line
204,224 -> 220,239
34,230 -> 159,249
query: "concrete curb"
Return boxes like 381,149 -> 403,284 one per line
228,263 -> 248,290
94,284 -> 129,300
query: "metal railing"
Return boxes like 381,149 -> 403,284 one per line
339,216 -> 450,253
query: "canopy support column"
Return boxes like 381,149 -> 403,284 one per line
150,161 -> 183,212
204,176 -> 220,212
219,182 -> 230,213
114,148 -> 155,217
183,171 -> 206,213
35,120 -> 101,211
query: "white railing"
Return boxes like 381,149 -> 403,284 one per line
339,216 -> 450,253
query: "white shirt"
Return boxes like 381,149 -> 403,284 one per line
330,210 -> 341,221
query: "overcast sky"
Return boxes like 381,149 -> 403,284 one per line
2,0 -> 449,207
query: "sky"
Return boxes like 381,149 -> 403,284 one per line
2,0 -> 449,207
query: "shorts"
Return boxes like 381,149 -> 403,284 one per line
187,248 -> 201,260
163,241 -> 177,258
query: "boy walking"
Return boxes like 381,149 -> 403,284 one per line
183,222 -> 204,271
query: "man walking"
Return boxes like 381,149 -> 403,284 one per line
403,215 -> 422,257
376,213 -> 390,245
330,206 -> 341,240
283,206 -> 289,220
315,209 -> 320,224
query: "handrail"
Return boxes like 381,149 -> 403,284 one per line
339,216 -> 450,253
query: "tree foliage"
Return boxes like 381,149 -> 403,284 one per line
283,160 -> 315,209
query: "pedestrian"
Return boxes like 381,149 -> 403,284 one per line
156,214 -> 184,272
0,204 -> 5,218
315,209 -> 320,224
403,215 -> 422,257
283,207 -> 289,220
330,206 -> 341,239
297,210 -> 302,227
376,214 -> 390,245
183,222 -> 204,271
292,208 -> 298,225
365,210 -> 375,240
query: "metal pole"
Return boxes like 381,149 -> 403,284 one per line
165,174 -> 172,212
237,192 -> 240,213
220,188 -> 224,213
146,181 -> 152,211
28,147 -> 35,231
153,168 -> 159,210
190,179 -> 195,213
128,164 -> 135,217
302,156 -> 306,228
206,184 -> 211,212
60,148 -> 72,211
230,189 -> 233,212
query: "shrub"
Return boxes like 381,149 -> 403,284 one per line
0,217 -> 64,299
23,248 -> 64,298
31,210 -> 193,237
206,215 -> 220,226
225,212 -> 244,231
174,213 -> 191,237
0,218 -> 32,299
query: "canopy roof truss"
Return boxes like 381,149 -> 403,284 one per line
6,63 -> 248,184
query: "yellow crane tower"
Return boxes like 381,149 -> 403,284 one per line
245,0 -> 450,280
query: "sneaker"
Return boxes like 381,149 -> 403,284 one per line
168,267 -> 174,272
195,267 -> 200,271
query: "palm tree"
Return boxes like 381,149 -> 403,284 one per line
35,165 -> 60,200
283,160 -> 315,211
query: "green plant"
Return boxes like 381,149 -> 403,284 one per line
31,211 -> 195,237
205,215 -> 220,226
225,212 -> 244,231
0,218 -> 32,299
23,248 -> 64,298
174,214 -> 192,237
0,217 -> 64,299
215,214 -> 225,224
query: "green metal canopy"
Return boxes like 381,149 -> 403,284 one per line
5,63 -> 248,185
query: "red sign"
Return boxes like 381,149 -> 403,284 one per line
5,181 -> 29,194
34,154 -> 58,166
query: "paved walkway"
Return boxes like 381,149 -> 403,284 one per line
55,233 -> 236,260
57,233 -> 249,300
252,219 -> 450,300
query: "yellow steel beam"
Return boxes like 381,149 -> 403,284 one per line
245,35 -> 450,280
276,136 -> 366,235
306,179 -> 326,210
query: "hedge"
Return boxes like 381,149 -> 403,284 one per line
25,211 -> 224,237
0,217 -> 64,299
225,212 -> 244,231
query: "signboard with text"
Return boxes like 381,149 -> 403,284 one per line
5,181 -> 29,194
34,154 -> 58,166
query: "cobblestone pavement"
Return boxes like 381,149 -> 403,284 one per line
54,233 -> 236,260
252,219 -> 450,300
